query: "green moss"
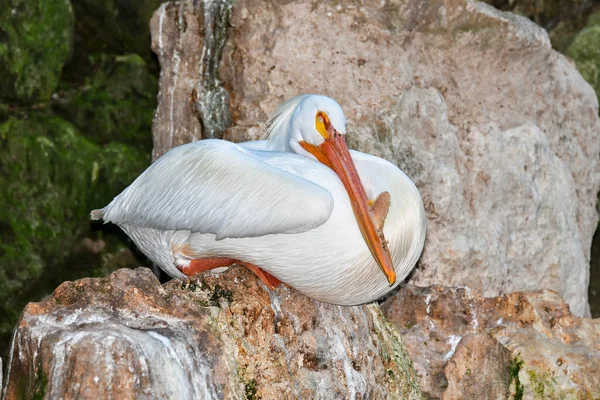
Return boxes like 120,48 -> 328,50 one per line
509,355 -> 525,400
527,370 -> 545,397
65,0 -> 164,74
0,115 -> 95,328
237,367 -> 259,400
181,281 -> 201,292
89,141 -> 150,208
567,19 -> 600,107
481,0 -> 595,52
0,0 -> 74,103
53,54 -> 157,150
0,113 -> 148,354
33,359 -> 47,400
209,284 -> 234,304
367,305 -> 421,399
243,379 -> 258,400
524,367 -> 564,398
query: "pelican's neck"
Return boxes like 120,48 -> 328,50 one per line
264,95 -> 311,152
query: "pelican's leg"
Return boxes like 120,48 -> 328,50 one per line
176,257 -> 282,290
243,263 -> 282,290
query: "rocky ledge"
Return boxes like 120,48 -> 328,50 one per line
2,268 -> 600,399
382,286 -> 600,399
1,267 -> 420,399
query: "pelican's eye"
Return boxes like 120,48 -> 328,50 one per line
315,111 -> 332,139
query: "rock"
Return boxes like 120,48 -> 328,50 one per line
442,333 -> 511,399
150,1 -> 205,160
0,0 -> 74,103
149,1 -> 234,160
2,267 -> 421,399
148,0 -> 600,316
0,114 -> 148,357
203,0 -> 597,316
381,285 -> 600,399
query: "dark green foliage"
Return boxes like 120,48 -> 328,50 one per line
0,0 -> 74,103
0,0 -> 160,365
33,360 -> 48,400
483,0 -> 597,52
54,54 -> 157,150
209,284 -> 234,305
66,0 -> 164,75
0,114 -> 148,353
567,12 -> 600,106
508,355 -> 524,400
244,379 -> 258,400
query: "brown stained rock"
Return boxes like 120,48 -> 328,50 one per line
382,285 -> 600,399
442,333 -> 511,400
214,0 -> 600,317
2,267 -> 421,399
150,2 -> 205,160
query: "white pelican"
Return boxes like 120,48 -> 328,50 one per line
92,95 -> 426,305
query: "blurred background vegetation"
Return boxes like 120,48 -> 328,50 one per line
0,0 -> 599,362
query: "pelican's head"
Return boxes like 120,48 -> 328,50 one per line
268,94 -> 396,285
287,95 -> 346,154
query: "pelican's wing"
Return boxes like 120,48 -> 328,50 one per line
97,140 -> 334,239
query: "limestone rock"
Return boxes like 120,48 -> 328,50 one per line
149,0 -> 600,316
442,333 -> 511,400
150,1 -> 207,160
381,285 -> 600,399
2,267 -> 420,399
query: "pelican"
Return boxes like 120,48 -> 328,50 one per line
92,95 -> 426,305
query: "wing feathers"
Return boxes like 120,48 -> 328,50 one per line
100,140 -> 334,239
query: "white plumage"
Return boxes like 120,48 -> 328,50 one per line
93,95 -> 426,305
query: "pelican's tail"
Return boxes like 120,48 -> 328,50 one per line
90,209 -> 104,220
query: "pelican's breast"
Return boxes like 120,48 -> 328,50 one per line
350,150 -> 427,282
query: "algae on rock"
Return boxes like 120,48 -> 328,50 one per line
0,0 -> 159,365
0,0 -> 74,103
53,54 -> 157,150
567,12 -> 600,106
483,0 -> 597,52
67,0 -> 164,71
0,114 -> 148,355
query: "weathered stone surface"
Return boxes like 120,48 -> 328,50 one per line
150,2 -> 205,160
149,0 -> 600,316
2,267 -> 420,399
442,333 -> 511,399
0,0 -> 74,103
382,285 -> 600,399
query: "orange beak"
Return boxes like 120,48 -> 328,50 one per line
300,131 -> 396,285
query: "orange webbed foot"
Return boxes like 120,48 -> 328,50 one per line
176,257 -> 283,290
